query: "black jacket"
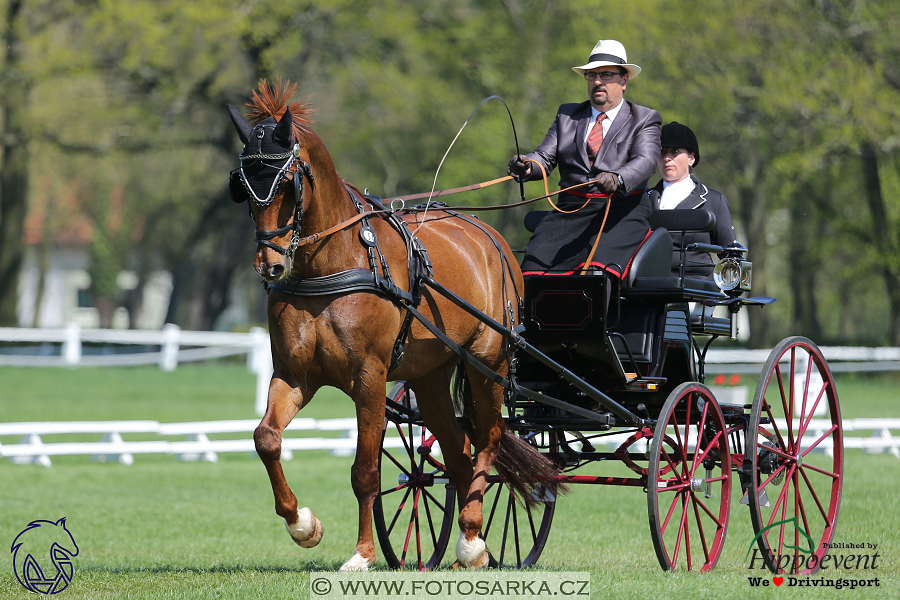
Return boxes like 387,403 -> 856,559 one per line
648,175 -> 737,279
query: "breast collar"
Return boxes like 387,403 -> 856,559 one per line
266,185 -> 433,373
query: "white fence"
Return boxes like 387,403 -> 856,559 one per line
1,325 -> 898,424
1,418 -> 896,468
0,418 -> 408,467
0,323 -> 274,416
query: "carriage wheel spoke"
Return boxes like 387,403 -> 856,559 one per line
756,461 -> 789,491
382,444 -> 413,478
482,482 -> 502,541
381,483 -> 407,496
692,493 -> 725,527
772,365 -> 795,450
798,382 -> 830,440
498,492 -> 512,566
421,486 -> 449,514
799,465 -> 832,523
660,444 -> 681,478
798,354 -> 813,432
671,489 -> 690,569
692,431 -> 723,473
526,498 -> 539,543
512,496 -> 522,568
690,494 -> 710,564
660,489 -> 683,535
392,422 -> 414,459
691,401 -> 710,468
413,488 -> 424,569
798,425 -> 838,458
388,487 -> 413,536
399,488 -> 419,567
766,464 -> 795,528
422,489 -> 439,550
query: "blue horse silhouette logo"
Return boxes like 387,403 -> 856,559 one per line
11,518 -> 79,594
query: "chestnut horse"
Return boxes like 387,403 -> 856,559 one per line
228,80 -> 555,571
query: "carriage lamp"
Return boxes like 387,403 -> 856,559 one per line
713,243 -> 751,294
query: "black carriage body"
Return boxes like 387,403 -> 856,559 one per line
515,234 -> 729,419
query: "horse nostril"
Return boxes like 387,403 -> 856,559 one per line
268,264 -> 285,280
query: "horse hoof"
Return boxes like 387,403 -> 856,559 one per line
339,551 -> 374,572
456,531 -> 489,569
285,507 -> 324,548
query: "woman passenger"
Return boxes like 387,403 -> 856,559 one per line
649,122 -> 737,281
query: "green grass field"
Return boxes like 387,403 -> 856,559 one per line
1,365 -> 898,599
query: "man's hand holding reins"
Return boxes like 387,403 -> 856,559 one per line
507,154 -> 533,180
593,172 -> 621,194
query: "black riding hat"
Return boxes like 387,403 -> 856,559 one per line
661,122 -> 700,166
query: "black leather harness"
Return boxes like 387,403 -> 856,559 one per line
268,186 -> 432,374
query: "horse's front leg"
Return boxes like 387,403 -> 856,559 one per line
339,381 -> 387,572
254,374 -> 324,548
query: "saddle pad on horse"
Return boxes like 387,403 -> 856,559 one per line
520,192 -> 652,278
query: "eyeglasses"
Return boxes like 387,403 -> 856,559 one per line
583,71 -> 623,81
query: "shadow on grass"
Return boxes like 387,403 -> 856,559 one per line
75,561 -> 348,574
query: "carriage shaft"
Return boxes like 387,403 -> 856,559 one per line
422,277 -> 650,428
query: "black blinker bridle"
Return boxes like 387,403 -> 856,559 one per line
231,126 -> 315,257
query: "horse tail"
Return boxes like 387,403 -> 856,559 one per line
452,362 -> 566,509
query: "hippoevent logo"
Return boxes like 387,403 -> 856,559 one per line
10,518 -> 79,595
745,518 -> 880,590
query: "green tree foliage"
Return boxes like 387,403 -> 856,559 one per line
2,0 -> 899,345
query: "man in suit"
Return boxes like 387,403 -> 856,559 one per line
508,39 -> 661,278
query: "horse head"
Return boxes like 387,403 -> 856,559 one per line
228,80 -> 316,282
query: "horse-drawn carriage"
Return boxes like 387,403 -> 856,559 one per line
374,209 -> 843,573
228,80 -> 842,575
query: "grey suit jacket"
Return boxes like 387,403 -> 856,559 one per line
523,100 -> 661,193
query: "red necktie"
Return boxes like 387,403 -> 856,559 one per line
587,113 -> 606,163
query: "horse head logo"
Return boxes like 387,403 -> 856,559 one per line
11,518 -> 79,595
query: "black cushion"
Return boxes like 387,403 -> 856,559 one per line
649,209 -> 716,233
524,210 -> 549,233
625,228 -> 673,287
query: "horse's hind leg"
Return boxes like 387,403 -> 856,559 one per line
409,367 -> 475,522
454,370 -> 505,569
254,376 -> 324,548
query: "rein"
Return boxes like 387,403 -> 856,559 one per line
268,176 -> 613,251
253,159 -> 314,256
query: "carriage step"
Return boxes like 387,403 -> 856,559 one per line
740,488 -> 771,507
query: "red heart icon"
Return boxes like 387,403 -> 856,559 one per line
773,577 -> 784,586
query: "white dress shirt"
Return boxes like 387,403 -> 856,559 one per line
658,176 -> 695,210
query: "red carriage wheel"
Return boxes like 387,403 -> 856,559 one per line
748,337 -> 843,575
373,383 -> 456,570
648,383 -> 731,572
481,465 -> 556,569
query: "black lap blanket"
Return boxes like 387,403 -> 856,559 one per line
520,191 -> 652,277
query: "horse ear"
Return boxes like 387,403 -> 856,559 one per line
274,108 -> 293,147
228,105 -> 252,145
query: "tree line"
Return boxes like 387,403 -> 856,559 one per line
1,0 -> 898,347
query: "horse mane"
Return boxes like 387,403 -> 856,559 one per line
245,77 -> 315,140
